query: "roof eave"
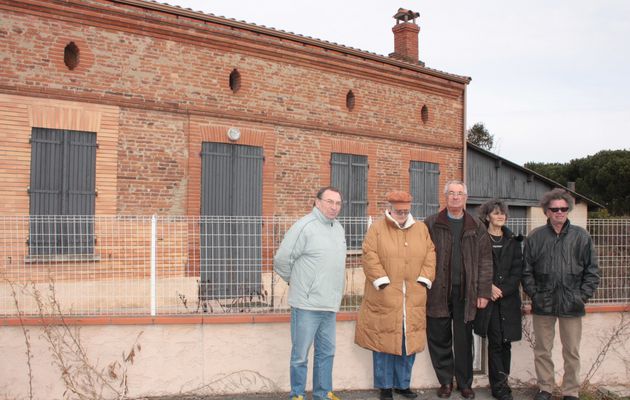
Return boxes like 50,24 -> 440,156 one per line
111,0 -> 471,85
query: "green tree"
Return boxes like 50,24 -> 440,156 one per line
523,162 -> 569,185
570,150 -> 630,216
526,150 -> 630,216
467,122 -> 494,150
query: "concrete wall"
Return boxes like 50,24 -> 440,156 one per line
1,312 -> 628,399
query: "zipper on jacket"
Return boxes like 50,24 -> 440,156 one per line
402,280 -> 407,355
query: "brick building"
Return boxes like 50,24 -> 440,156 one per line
0,1 -> 469,220
0,1 -> 470,305
3,3 -> 629,399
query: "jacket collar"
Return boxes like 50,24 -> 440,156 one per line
546,218 -> 571,235
436,208 -> 478,230
385,210 -> 415,230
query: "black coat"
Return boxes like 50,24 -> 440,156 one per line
522,220 -> 599,317
474,227 -> 523,342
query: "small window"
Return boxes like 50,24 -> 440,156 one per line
421,105 -> 429,124
346,90 -> 355,111
64,42 -> 80,70
229,69 -> 241,93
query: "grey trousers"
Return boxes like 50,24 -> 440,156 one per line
532,314 -> 583,397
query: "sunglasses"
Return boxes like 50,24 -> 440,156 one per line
549,207 -> 569,213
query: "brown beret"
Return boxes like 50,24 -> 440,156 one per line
386,190 -> 413,204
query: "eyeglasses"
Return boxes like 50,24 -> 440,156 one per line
321,199 -> 342,207
391,209 -> 410,216
549,207 -> 569,213
447,191 -> 466,197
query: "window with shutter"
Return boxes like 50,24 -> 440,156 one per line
409,161 -> 440,219
29,128 -> 97,256
331,153 -> 368,249
199,142 -> 263,304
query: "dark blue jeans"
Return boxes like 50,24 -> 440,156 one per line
372,327 -> 416,389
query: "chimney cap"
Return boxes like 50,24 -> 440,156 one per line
393,8 -> 420,24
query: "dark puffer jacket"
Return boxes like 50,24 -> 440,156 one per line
474,227 -> 523,341
424,209 -> 493,323
522,220 -> 599,317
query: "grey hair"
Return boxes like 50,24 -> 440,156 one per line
443,180 -> 468,195
540,188 -> 575,213
478,198 -> 509,225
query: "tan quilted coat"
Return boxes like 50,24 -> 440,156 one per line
355,215 -> 436,355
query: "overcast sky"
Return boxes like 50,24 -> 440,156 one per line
165,0 -> 630,165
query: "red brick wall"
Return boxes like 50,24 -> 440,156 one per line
392,22 -> 420,63
0,0 -> 467,217
118,109 -> 188,214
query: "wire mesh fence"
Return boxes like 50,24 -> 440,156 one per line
1,216 -> 628,317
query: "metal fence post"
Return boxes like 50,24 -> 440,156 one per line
151,214 -> 157,316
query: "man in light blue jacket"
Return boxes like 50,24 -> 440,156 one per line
274,186 -> 347,400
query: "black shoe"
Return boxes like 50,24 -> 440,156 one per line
562,397 -> 578,400
492,385 -> 513,400
460,388 -> 475,399
534,391 -> 552,400
380,388 -> 393,400
394,388 -> 418,398
437,384 -> 453,398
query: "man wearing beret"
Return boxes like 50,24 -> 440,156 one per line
356,190 -> 436,400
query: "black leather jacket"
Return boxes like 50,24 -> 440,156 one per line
522,219 -> 599,317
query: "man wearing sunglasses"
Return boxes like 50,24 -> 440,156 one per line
522,189 -> 600,400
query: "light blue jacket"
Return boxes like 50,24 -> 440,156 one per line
274,207 -> 347,312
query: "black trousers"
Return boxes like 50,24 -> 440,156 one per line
427,285 -> 473,389
487,304 -> 512,396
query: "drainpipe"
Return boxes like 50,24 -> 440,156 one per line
463,86 -> 468,185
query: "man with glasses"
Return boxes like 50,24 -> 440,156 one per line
274,186 -> 347,400
424,180 -> 493,399
522,189 -> 599,400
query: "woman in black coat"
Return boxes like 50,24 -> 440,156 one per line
475,199 -> 523,400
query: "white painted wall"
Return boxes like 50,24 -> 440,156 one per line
1,312 -> 628,399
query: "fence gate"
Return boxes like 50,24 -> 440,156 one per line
200,142 -> 263,305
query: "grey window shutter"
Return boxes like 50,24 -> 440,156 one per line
29,128 -> 96,256
200,142 -> 263,302
331,153 -> 367,249
64,130 -> 97,254
410,161 -> 440,219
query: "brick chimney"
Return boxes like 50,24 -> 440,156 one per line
389,8 -> 421,64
